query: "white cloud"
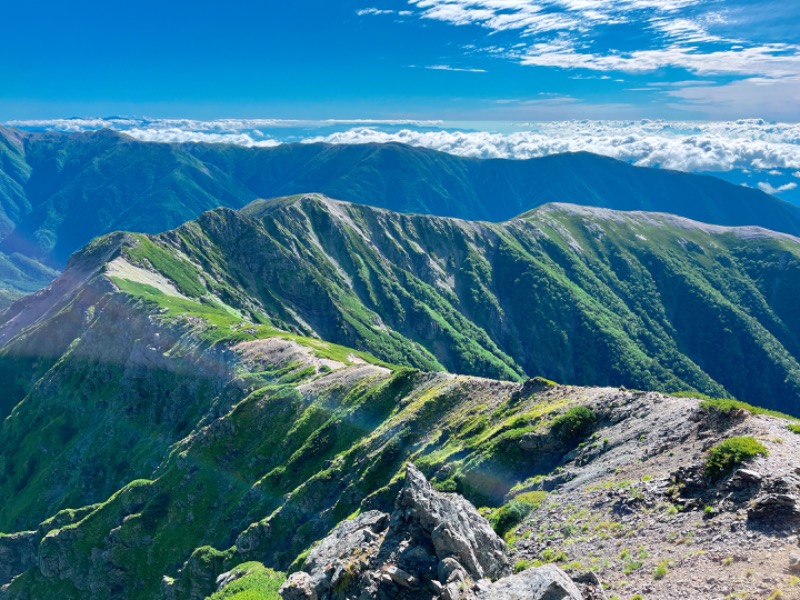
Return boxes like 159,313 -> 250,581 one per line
356,8 -> 395,16
520,43 -> 800,77
121,128 -> 282,147
300,120 -> 800,172
757,181 -> 799,194
425,64 -> 487,72
407,0 -> 703,36
8,117 -> 800,176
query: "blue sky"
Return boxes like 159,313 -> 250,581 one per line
1,0 -> 799,120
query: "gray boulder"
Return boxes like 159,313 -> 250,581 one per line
397,464 -> 508,581
279,463 -> 579,600
477,566 -> 582,600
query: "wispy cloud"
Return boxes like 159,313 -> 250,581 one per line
758,181 -> 798,194
425,64 -> 487,72
356,7 -> 413,16
400,0 -> 800,106
356,8 -> 395,16
520,42 -> 800,77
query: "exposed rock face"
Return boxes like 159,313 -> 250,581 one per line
0,531 -> 36,586
279,464 -> 579,600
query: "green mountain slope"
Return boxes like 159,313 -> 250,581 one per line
1,198 -> 800,598
19,193 -> 800,410
1,126 -> 799,302
3,194 -> 800,418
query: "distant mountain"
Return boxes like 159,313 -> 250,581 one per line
1,126 -> 799,305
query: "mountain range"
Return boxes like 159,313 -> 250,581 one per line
0,195 -> 799,599
2,126 -> 800,306
3,127 -> 800,599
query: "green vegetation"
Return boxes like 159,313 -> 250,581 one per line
652,560 -> 670,580
2,148 -> 800,599
706,437 -> 769,480
698,397 -> 798,422
513,559 -> 534,573
126,235 -> 206,297
489,491 -> 547,538
550,406 -> 597,444
207,563 -> 285,600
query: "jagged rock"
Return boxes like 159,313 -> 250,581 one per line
788,555 -> 800,574
385,565 -> 420,589
728,469 -> 763,489
398,464 -> 509,581
476,566 -> 582,600
768,475 -> 800,494
477,565 -> 582,600
748,494 -> 800,520
0,531 -> 37,587
280,464 -> 578,600
280,572 -> 318,600
302,510 -> 390,598
438,558 -> 465,584
215,565 -> 248,592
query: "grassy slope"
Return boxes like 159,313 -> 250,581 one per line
2,203 -> 800,598
74,194 -> 800,415
0,261 -> 577,599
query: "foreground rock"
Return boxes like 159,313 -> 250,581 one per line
279,464 -> 581,600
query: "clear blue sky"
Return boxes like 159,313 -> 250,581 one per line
2,0 -> 799,120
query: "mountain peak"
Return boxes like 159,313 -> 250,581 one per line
529,202 -> 800,243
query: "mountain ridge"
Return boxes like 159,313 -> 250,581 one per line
1,128 -> 799,306
4,193 -> 800,416
1,193 -> 800,598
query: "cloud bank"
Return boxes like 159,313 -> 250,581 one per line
305,120 -> 800,173
7,118 -> 800,177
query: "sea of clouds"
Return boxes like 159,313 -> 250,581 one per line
8,117 -> 800,199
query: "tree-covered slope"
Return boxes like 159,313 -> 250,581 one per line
3,194 -> 799,417
1,126 -> 799,304
188,140 -> 800,231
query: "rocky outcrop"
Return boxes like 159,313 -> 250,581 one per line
397,464 -> 508,581
279,464 -> 579,600
0,531 -> 37,586
476,566 -> 582,600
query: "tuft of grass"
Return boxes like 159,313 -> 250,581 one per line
652,560 -> 669,580
433,478 -> 458,493
514,559 -> 534,573
541,547 -> 568,563
705,437 -> 768,481
623,560 -> 643,575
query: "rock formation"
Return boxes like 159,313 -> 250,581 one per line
279,464 -> 582,600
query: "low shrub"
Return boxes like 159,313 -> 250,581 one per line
705,436 -> 768,481
550,406 -> 597,444
489,491 -> 547,537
